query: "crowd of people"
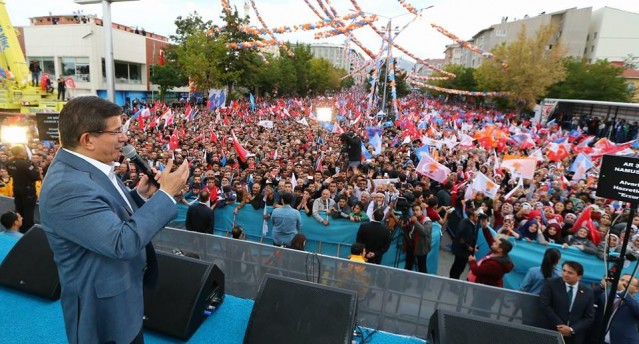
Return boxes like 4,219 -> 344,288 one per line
1,89 -> 639,343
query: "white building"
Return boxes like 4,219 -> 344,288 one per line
443,44 -> 463,66
19,14 -> 172,105
307,43 -> 367,84
456,6 -> 639,68
586,7 -> 639,63
458,7 -> 591,68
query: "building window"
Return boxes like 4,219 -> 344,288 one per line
101,59 -> 142,84
27,56 -> 55,76
61,57 -> 90,82
593,32 -> 597,39
586,34 -> 589,41
591,45 -> 595,53
584,47 -> 587,55
496,29 -> 507,37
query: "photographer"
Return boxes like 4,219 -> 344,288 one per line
339,131 -> 362,169
7,146 -> 41,233
403,205 -> 432,273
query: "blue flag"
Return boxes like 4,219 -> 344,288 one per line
249,93 -> 255,112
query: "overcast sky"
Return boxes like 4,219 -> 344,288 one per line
6,0 -> 639,61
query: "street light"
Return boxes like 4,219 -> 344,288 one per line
75,0 -> 139,102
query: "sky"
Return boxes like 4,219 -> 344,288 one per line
5,0 -> 639,62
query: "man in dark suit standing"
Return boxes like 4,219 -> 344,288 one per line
609,274 -> 639,344
540,261 -> 595,344
356,208 -> 390,264
185,189 -> 215,234
449,208 -> 479,279
40,96 -> 189,344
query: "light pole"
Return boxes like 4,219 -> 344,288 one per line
75,0 -> 139,103
380,22 -> 399,117
352,6 -> 433,117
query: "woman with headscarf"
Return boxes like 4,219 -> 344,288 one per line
562,226 -> 597,255
597,233 -> 621,260
516,219 -> 545,243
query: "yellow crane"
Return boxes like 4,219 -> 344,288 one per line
0,0 -> 60,113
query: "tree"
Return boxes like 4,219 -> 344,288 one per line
172,12 -> 226,92
546,58 -> 632,102
475,24 -> 567,112
214,6 -> 263,101
308,58 -> 340,95
290,43 -> 314,96
150,64 -> 186,102
174,28 -> 227,92
432,64 -> 477,91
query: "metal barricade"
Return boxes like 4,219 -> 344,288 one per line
154,227 -> 545,339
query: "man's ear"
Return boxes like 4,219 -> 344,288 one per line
77,132 -> 96,151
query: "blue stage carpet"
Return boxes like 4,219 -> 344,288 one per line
0,235 -> 425,344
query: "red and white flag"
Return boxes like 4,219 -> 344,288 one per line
231,130 -> 250,162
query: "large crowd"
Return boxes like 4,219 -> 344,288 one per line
1,90 -> 639,343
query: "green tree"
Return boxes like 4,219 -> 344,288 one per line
290,43 -> 314,96
170,11 -> 212,46
475,24 -> 567,112
171,12 -> 226,92
150,64 -> 186,102
308,58 -> 340,95
546,58 -> 632,102
214,6 -> 263,101
174,29 -> 227,92
432,64 -> 477,91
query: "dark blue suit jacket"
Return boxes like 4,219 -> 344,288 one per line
539,277 -> 595,344
40,149 -> 177,344
610,291 -> 639,344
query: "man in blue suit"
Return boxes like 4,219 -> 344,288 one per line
594,274 -> 639,344
40,96 -> 189,344
539,261 -> 595,344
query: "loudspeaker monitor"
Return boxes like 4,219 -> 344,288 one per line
0,225 -> 60,300
428,308 -> 563,344
143,251 -> 224,341
244,274 -> 358,344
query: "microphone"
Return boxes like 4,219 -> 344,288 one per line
122,144 -> 160,188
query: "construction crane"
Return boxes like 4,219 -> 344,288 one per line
0,0 -> 60,114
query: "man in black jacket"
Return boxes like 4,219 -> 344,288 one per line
7,146 -> 40,233
356,208 -> 390,264
185,190 -> 215,234
340,132 -> 362,169
449,208 -> 479,279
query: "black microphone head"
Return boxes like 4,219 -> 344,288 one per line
122,145 -> 137,159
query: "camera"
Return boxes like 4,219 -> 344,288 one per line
394,191 -> 415,219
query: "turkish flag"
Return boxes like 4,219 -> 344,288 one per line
571,205 -> 601,245
65,77 -> 76,89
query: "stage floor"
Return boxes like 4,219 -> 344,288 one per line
0,235 -> 425,344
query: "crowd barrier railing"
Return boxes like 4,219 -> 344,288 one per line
153,227 -> 546,339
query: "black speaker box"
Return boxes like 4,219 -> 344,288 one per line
244,274 -> 358,344
428,308 -> 563,344
0,225 -> 60,300
143,251 -> 224,341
